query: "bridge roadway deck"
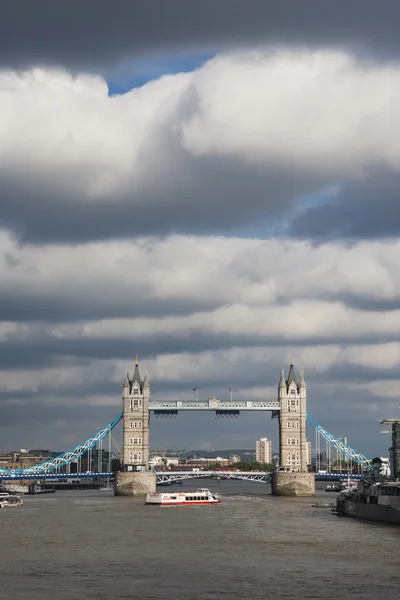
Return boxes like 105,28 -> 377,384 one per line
149,399 -> 280,412
155,471 -> 365,484
0,471 -> 365,482
156,471 -> 271,483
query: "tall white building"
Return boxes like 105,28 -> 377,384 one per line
256,438 -> 272,464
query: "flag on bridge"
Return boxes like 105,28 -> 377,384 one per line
193,386 -> 198,391
229,387 -> 232,392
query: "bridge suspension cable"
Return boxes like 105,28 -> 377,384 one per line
0,413 -> 122,477
0,410 -> 371,477
306,413 -> 371,468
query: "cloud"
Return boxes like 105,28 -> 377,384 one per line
1,1 -> 400,71
3,50 -> 400,243
0,231 -> 400,453
1,41 -> 399,457
291,171 -> 400,240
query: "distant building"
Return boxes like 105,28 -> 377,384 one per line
0,450 -> 52,471
228,454 -> 241,465
149,455 -> 163,468
256,438 -> 272,464
185,457 -> 228,469
149,455 -> 180,470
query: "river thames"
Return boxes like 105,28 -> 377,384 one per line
0,481 -> 399,599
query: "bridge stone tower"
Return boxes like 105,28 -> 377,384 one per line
122,357 -> 150,470
272,362 -> 315,496
114,357 -> 156,497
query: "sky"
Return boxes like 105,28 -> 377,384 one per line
1,1 -> 400,457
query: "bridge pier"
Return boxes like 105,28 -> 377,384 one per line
114,471 -> 156,496
272,471 -> 315,496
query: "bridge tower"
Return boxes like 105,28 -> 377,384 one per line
122,357 -> 150,470
272,362 -> 315,496
114,357 -> 156,496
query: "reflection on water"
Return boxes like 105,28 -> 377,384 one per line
0,480 -> 399,599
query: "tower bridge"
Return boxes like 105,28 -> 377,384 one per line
118,359 -> 312,494
0,357 -> 372,498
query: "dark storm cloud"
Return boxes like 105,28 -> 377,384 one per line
291,171 -> 400,241
1,0 -> 400,71
0,398 -> 119,451
0,289 -> 218,323
0,155 -> 317,245
1,326 -> 400,374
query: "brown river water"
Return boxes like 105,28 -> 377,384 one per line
0,481 -> 399,600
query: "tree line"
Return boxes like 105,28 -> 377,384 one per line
203,461 -> 274,472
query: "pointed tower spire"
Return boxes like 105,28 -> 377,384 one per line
122,370 -> 130,389
143,370 -> 150,388
286,361 -> 297,388
278,369 -> 285,388
299,368 -> 306,388
132,356 -> 141,386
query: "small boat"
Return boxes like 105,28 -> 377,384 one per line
326,484 -> 340,492
339,479 -> 358,492
145,488 -> 221,506
0,495 -> 23,508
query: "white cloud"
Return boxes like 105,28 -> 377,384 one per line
3,48 -> 400,453
2,231 -> 400,324
181,50 -> 400,175
2,49 -> 400,215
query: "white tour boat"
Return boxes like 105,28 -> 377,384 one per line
145,488 -> 221,506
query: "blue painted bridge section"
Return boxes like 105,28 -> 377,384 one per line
0,404 -> 372,478
0,472 -> 114,481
